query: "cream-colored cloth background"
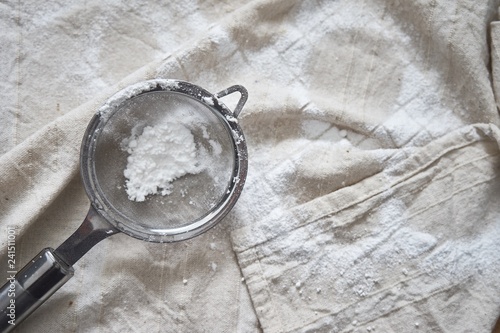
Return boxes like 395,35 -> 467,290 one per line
1,0 -> 500,332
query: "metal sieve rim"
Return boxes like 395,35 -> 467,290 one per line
80,79 -> 248,243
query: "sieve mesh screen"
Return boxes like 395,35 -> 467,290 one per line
92,91 -> 234,232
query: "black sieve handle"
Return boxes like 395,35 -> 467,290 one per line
0,206 -> 119,332
0,248 -> 74,333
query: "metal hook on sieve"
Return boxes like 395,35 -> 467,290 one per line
215,85 -> 248,117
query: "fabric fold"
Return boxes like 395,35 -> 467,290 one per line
232,124 -> 500,332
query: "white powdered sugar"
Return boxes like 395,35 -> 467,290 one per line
122,122 -> 202,202
98,80 -> 179,119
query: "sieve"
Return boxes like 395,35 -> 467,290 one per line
0,79 -> 248,331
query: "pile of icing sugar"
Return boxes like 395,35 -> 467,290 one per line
122,122 -> 201,202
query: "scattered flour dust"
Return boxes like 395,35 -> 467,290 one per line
122,122 -> 201,202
